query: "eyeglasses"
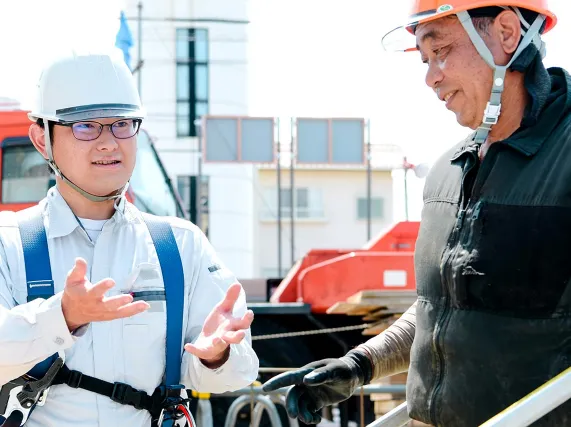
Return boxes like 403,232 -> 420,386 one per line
57,119 -> 142,141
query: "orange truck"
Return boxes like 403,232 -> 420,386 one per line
0,108 -> 187,217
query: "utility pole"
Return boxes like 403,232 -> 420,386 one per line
195,119 -> 203,230
403,157 -> 412,222
137,1 -> 143,97
290,118 -> 295,268
276,118 -> 282,277
366,119 -> 372,240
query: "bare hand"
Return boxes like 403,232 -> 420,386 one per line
184,283 -> 254,366
61,258 -> 150,331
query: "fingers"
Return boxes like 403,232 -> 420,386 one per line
303,365 -> 335,386
262,367 -> 316,392
184,338 -> 224,359
297,391 -> 322,425
222,330 -> 246,344
285,385 -> 304,418
285,387 -> 321,424
228,310 -> 254,330
114,301 -> 151,318
88,279 -> 116,298
216,283 -> 242,313
102,293 -> 134,311
66,258 -> 88,286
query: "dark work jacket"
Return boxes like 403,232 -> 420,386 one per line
407,66 -> 571,426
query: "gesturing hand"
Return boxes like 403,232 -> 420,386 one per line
61,258 -> 150,331
184,283 -> 254,367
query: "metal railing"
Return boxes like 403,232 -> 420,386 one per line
224,395 -> 283,427
366,402 -> 410,427
366,366 -> 571,427
479,366 -> 571,427
218,367 -> 407,427
252,395 -> 299,427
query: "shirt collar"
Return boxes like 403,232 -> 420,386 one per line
45,186 -> 133,239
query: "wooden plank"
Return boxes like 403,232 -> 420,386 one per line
362,309 -> 403,322
347,290 -> 416,304
326,302 -> 384,315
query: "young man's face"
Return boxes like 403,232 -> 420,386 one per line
50,118 -> 138,197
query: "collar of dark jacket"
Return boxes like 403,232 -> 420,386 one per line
452,44 -> 571,160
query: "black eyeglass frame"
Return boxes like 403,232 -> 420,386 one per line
56,118 -> 143,141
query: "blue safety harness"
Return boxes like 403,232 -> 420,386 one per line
1,209 -> 188,426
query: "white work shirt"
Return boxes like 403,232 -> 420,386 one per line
0,187 -> 259,427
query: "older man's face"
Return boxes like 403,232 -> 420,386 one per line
416,16 -> 496,129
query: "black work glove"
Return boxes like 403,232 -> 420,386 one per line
261,349 -> 373,425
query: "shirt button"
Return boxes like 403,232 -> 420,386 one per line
54,337 -> 65,346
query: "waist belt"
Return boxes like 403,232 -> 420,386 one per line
53,364 -> 188,424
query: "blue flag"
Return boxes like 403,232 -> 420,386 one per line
115,11 -> 134,70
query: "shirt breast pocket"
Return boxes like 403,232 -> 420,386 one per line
122,277 -> 167,391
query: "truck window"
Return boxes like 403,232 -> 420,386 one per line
2,140 -> 52,203
130,129 -> 178,217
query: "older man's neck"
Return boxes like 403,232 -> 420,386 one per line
487,74 -> 529,144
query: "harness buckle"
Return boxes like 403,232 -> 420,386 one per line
482,101 -> 501,125
111,382 -> 145,410
67,370 -> 83,389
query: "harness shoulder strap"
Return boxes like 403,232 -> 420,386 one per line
14,208 -> 58,381
140,213 -> 186,387
16,209 -> 55,302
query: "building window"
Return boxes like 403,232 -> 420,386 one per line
261,187 -> 324,220
176,28 -> 209,137
177,175 -> 209,236
357,197 -> 384,220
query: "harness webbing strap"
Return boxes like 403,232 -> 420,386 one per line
141,212 -> 186,386
16,210 -> 58,381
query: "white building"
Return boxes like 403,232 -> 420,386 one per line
124,0 -> 258,278
123,0 -> 404,280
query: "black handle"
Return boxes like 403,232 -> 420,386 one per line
0,410 -> 24,427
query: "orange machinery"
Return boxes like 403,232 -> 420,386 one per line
268,221 -> 420,313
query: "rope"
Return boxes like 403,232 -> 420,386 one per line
251,323 -> 372,341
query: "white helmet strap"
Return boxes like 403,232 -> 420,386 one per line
456,9 -> 546,144
42,118 -> 129,203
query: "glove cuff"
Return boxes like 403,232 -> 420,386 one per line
343,348 -> 374,385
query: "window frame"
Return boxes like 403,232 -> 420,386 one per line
176,28 -> 209,138
356,196 -> 384,220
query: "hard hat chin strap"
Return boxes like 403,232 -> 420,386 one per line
42,119 -> 129,204
456,10 -> 546,144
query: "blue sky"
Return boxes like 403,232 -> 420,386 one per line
1,0 -> 570,221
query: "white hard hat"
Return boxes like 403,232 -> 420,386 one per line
28,51 -> 145,123
27,50 -> 144,204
